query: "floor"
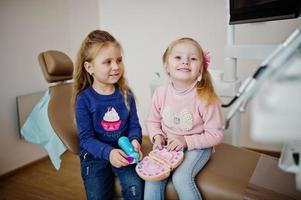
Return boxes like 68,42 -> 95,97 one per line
0,152 -> 86,200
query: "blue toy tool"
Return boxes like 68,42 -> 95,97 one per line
118,136 -> 140,164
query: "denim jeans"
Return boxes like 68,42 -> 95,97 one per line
80,152 -> 144,200
144,147 -> 212,200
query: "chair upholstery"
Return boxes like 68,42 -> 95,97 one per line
38,50 -> 73,83
38,50 -> 79,154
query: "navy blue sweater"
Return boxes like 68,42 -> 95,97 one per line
75,86 -> 142,160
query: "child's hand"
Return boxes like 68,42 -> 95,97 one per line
167,137 -> 187,152
153,135 -> 165,150
109,149 -> 129,168
131,139 -> 143,161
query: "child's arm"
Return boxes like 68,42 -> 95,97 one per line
127,94 -> 142,144
76,95 -> 113,160
145,87 -> 167,143
184,102 -> 224,150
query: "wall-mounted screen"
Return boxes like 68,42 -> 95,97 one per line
230,0 -> 301,24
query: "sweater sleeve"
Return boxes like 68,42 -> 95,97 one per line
127,95 -> 142,144
185,101 -> 224,150
76,95 -> 113,160
145,87 -> 166,143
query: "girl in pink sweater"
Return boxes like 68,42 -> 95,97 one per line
144,38 -> 224,200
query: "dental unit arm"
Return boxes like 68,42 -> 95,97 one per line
222,27 -> 301,129
222,27 -> 301,190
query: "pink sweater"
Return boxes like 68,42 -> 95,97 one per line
146,83 -> 224,150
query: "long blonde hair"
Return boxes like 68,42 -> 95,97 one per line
162,37 -> 219,106
71,30 -> 131,112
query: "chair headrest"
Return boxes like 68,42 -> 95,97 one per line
38,50 -> 73,83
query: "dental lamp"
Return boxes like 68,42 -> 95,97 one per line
222,27 -> 301,190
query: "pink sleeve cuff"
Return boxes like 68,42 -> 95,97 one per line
185,136 -> 198,150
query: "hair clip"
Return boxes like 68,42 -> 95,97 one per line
203,51 -> 211,70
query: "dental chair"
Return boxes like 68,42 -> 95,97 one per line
38,50 -> 299,200
38,50 -> 79,154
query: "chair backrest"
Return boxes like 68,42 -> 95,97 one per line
38,50 -> 79,154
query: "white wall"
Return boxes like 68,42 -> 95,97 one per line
98,0 -> 227,132
98,0 -> 301,151
0,0 -> 99,175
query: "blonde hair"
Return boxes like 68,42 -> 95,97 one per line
162,37 -> 219,106
71,30 -> 132,113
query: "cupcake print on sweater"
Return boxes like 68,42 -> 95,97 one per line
101,107 -> 122,131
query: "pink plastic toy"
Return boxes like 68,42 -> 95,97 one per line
135,147 -> 184,181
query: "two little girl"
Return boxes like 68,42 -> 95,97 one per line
73,30 -> 223,200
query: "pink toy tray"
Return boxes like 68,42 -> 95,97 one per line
135,147 -> 184,181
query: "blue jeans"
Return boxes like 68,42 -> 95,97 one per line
80,152 -> 144,200
144,148 -> 212,200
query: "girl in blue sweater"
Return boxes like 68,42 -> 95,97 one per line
72,30 -> 144,200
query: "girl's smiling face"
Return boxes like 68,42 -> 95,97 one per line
166,42 -> 203,89
84,43 -> 124,92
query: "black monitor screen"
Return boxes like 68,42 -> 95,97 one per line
230,0 -> 301,24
